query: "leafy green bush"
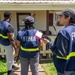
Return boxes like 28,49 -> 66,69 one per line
0,60 -> 7,75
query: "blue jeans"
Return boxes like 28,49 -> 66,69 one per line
57,71 -> 75,75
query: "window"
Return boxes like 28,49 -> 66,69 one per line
55,12 -> 63,26
17,13 -> 31,31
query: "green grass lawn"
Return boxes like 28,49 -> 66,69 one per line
0,59 -> 57,75
0,60 -> 7,75
40,59 -> 57,75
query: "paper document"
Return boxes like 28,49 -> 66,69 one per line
35,31 -> 43,39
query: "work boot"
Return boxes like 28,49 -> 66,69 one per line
7,70 -> 12,75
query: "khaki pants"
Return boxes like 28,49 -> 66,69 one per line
1,45 -> 15,70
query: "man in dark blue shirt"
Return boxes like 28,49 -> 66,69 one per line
0,11 -> 18,75
43,8 -> 75,75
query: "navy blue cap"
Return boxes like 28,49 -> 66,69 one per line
25,16 -> 34,24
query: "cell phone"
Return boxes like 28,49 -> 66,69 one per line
42,35 -> 51,41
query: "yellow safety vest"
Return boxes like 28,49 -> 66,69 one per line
56,52 -> 75,60
20,45 -> 39,52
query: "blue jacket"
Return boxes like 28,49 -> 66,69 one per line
17,28 -> 40,58
48,24 -> 75,73
0,20 -> 14,46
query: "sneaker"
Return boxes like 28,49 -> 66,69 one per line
7,70 -> 12,75
12,65 -> 19,70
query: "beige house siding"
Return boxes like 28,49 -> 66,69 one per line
0,11 -> 17,36
0,9 -> 73,35
0,4 -> 75,10
0,11 -> 46,36
0,4 -> 75,35
35,11 -> 46,30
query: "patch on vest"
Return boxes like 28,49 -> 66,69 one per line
72,32 -> 75,41
22,36 -> 36,41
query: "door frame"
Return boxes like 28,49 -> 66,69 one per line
17,13 -> 31,31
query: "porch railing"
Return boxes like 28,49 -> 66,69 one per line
0,35 -> 56,59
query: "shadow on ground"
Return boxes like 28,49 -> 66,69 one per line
40,59 -> 53,64
0,71 -> 19,75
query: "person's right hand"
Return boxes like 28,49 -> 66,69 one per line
43,38 -> 50,44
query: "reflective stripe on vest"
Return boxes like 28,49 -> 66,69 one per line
21,46 -> 39,52
56,52 -> 75,60
0,34 -> 8,39
0,34 -> 14,39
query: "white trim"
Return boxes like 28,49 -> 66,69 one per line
0,4 -> 75,11
0,1 -> 75,5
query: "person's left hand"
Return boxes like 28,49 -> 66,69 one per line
43,38 -> 50,44
14,54 -> 19,64
14,53 -> 18,58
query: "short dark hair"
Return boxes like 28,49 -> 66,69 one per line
4,11 -> 11,19
64,14 -> 75,23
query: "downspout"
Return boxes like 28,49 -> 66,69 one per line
46,10 -> 49,35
